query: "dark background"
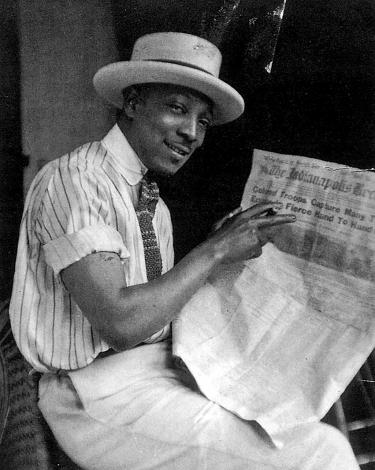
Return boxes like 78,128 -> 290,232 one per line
112,0 -> 375,260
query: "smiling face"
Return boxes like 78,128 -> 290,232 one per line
118,83 -> 213,176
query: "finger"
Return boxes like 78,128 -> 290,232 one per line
256,214 -> 296,228
230,206 -> 244,217
211,206 -> 243,232
242,202 -> 282,219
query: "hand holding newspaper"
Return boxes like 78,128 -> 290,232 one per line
172,149 -> 375,446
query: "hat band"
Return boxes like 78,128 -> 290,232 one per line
142,59 -> 215,77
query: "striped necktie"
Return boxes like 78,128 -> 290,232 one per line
136,174 -> 163,281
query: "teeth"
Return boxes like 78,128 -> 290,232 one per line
166,142 -> 187,156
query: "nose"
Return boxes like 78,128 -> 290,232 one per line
177,116 -> 199,143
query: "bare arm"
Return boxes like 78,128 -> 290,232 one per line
61,202 -> 295,351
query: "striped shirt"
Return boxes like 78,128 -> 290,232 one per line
9,124 -> 174,373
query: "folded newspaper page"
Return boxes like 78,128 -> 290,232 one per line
172,149 -> 375,446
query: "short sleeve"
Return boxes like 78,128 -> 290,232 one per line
42,224 -> 130,275
34,158 -> 130,275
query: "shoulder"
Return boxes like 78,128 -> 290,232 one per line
43,140 -> 111,187
58,140 -> 108,173
26,140 -> 110,213
32,139 -> 106,180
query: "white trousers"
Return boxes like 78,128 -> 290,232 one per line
38,340 -> 359,470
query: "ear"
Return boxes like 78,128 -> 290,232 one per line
122,86 -> 143,120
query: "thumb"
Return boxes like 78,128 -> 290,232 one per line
211,206 -> 243,232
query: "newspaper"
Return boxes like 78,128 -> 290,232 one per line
172,149 -> 375,446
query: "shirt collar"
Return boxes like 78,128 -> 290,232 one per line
101,124 -> 147,185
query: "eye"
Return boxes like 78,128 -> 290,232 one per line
168,103 -> 185,114
199,118 -> 212,130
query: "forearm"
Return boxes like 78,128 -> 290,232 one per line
112,241 -> 221,348
62,239 -> 224,351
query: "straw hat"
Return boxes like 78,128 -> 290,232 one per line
93,32 -> 244,125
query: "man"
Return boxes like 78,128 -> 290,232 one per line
10,32 -> 359,469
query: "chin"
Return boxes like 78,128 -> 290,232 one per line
153,163 -> 184,177
158,169 -> 179,178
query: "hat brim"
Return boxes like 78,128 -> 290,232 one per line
93,61 -> 244,125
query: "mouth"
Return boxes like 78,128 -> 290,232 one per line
164,141 -> 191,158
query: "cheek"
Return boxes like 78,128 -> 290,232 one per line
197,130 -> 207,147
140,120 -> 166,148
156,115 -> 179,133
146,119 -> 175,149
